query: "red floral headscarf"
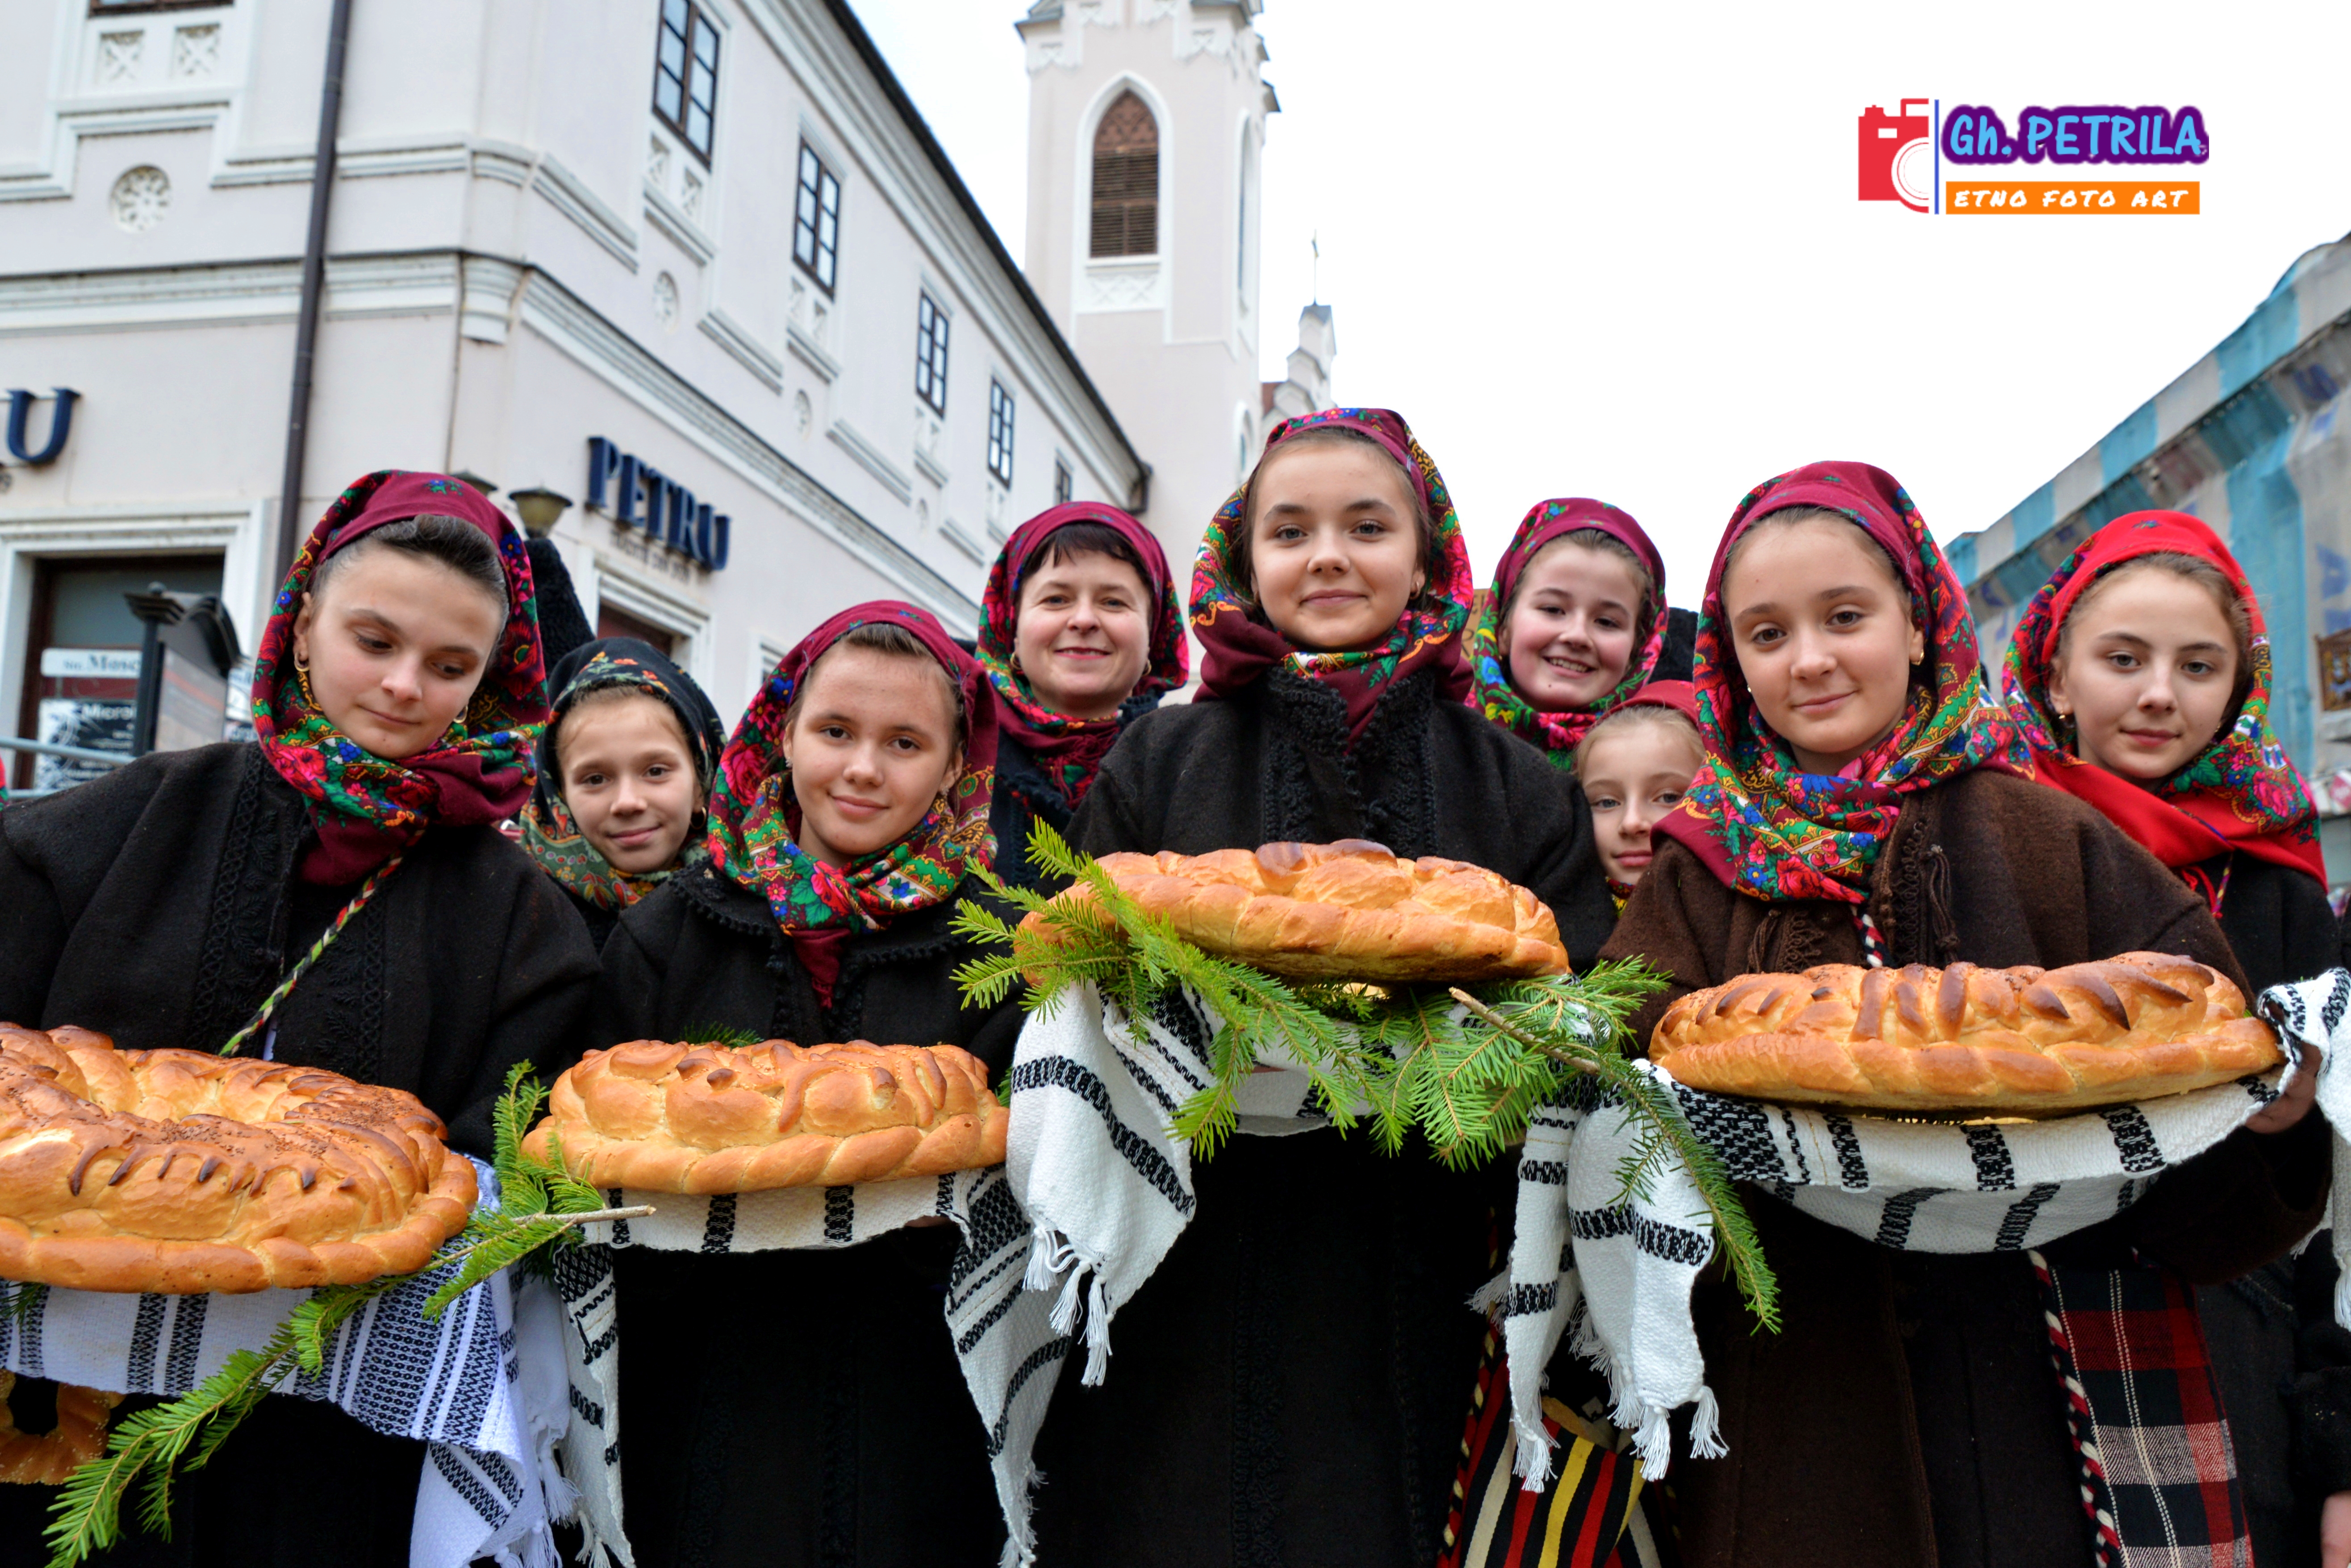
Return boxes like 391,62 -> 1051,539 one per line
704,601 -> 998,1004
1467,498 -> 1667,767
251,471 -> 546,884
1193,407 -> 1473,739
2001,510 -> 2322,885
1657,461 -> 2032,904
977,503 -> 1186,809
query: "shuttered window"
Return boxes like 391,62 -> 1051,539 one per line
1089,92 -> 1158,258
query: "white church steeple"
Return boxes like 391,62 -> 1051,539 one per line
1018,0 -> 1282,567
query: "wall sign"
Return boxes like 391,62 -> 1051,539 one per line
5,388 -> 79,465
585,437 -> 731,569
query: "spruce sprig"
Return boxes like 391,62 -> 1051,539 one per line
40,1065 -> 649,1566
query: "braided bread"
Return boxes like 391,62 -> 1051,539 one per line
0,1025 -> 476,1294
0,1372 -> 121,1485
1023,839 -> 1569,982
1648,952 -> 2282,1114
522,1039 -> 1008,1193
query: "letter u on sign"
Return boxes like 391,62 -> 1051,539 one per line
5,388 -> 78,466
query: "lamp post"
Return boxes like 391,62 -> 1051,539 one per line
124,584 -> 185,755
508,486 -> 572,538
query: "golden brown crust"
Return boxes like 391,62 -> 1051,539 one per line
0,1025 -> 476,1294
0,1372 -> 121,1485
1020,839 -> 1570,982
521,1039 -> 1010,1194
1648,952 -> 2284,1113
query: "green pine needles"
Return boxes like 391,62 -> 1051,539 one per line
39,1065 -> 646,1568
952,823 -> 1778,1328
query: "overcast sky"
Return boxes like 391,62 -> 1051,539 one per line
854,0 -> 2351,605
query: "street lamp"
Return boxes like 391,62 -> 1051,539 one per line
508,485 -> 572,538
451,469 -> 499,498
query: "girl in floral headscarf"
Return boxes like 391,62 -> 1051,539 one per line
1600,462 -> 2324,1568
1469,497 -> 1670,767
977,502 -> 1186,888
597,600 -> 1020,1568
0,470 -> 599,1568
1026,409 -> 1613,1567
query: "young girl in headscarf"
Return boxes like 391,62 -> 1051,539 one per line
597,601 -> 1019,1568
1031,408 -> 1614,1567
1572,679 -> 1703,905
1469,497 -> 1668,768
1601,462 -> 2326,1568
0,470 -> 600,1567
521,636 -> 725,950
977,502 -> 1186,887
2004,511 -> 2341,1568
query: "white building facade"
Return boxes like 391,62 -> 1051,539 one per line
0,0 -> 1153,780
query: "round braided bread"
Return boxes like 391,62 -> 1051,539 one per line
1021,839 -> 1569,982
0,1372 -> 121,1485
522,1039 -> 1009,1193
1648,952 -> 2283,1114
0,1025 -> 476,1294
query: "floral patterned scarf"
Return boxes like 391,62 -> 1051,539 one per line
251,470 -> 546,884
977,502 -> 1186,809
705,601 -> 997,999
1194,407 -> 1474,739
2001,510 -> 2323,884
1468,497 -> 1666,768
1656,461 -> 2032,905
522,637 -> 726,911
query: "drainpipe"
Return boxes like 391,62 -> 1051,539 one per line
274,0 -> 356,580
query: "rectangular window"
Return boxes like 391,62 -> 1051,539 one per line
915,294 -> 949,414
1053,458 -> 1073,505
793,142 -> 841,293
987,380 -> 1015,487
651,0 -> 720,163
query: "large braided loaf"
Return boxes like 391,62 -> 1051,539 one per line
0,1025 -> 476,1293
522,1039 -> 1008,1193
1648,952 -> 2282,1114
1023,839 -> 1569,982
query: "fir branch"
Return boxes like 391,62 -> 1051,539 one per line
0,1279 -> 46,1328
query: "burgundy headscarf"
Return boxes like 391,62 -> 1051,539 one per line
1192,407 -> 1473,739
1468,498 -> 1668,764
977,503 -> 1186,808
704,601 -> 999,1005
251,471 -> 547,884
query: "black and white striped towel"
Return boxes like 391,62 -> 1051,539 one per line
0,1158 -> 563,1568
555,1167 -> 1011,1568
989,981 -> 1366,1563
1501,973 -> 2351,1491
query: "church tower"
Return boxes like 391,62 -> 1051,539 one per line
1018,0 -> 1281,568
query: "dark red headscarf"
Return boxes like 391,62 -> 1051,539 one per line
1193,407 -> 1473,739
1468,498 -> 1668,765
705,601 -> 999,1004
976,503 -> 1186,809
2002,511 -> 2323,884
251,471 -> 547,884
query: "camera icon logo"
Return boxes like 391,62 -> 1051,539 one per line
1859,99 -> 1933,213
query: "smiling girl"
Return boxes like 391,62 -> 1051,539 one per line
978,503 -> 1185,887
1470,497 -> 1668,767
1030,409 -> 1613,1567
597,601 -> 1019,1568
1601,462 -> 2326,1568
521,637 -> 725,950
1573,680 -> 1703,902
0,470 -> 599,1567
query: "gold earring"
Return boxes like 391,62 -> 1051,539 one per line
1010,651 -> 1024,674
293,656 -> 317,708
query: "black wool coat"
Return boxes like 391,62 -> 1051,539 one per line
1025,666 -> 1616,1568
989,733 -> 1073,893
1602,769 -> 2331,1568
596,864 -> 1022,1568
0,741 -> 600,1568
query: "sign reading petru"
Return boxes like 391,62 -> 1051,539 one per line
585,437 -> 731,570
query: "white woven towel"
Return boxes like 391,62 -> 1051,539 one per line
0,1158 -> 560,1568
1503,977 -> 2351,1490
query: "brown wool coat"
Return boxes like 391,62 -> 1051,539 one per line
1601,768 -> 2331,1568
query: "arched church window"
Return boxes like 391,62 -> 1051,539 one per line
1090,92 -> 1159,258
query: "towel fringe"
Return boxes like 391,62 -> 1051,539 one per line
1467,1268 -> 1511,1317
1687,1384 -> 1726,1459
1632,1405 -> 1676,1478
1081,1274 -> 1115,1385
1024,1224 -> 1075,1295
